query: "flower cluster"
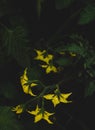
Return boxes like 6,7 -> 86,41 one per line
20,68 -> 37,96
34,50 -> 58,74
12,49 -> 72,124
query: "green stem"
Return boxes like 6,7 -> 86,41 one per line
24,86 -> 49,106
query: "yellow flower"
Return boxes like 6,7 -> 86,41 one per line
34,50 -> 53,64
20,68 -> 37,96
59,51 -> 65,55
35,50 -> 46,60
69,52 -> 76,57
27,105 -> 54,124
44,89 -> 72,107
41,64 -> 57,74
12,105 -> 23,114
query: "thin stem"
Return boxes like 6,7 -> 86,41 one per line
24,86 -> 49,106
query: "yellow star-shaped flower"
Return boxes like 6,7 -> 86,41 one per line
44,89 -> 72,107
34,50 -> 53,64
41,64 -> 57,74
27,105 -> 54,124
20,68 -> 37,96
69,52 -> 76,57
12,105 -> 23,114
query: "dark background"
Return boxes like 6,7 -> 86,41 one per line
0,0 -> 95,130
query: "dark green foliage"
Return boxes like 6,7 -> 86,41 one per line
0,82 -> 18,100
0,0 -> 95,129
79,4 -> 95,24
0,106 -> 23,130
56,57 -> 72,66
85,81 -> 95,97
55,0 -> 75,10
1,25 -> 31,67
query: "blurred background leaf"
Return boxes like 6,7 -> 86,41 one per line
79,4 -> 95,24
85,81 -> 95,97
0,106 -> 23,130
55,0 -> 75,10
1,25 -> 31,67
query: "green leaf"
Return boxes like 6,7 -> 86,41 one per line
55,0 -> 75,10
79,4 -> 95,24
0,106 -> 23,130
55,43 -> 86,57
56,58 -> 71,66
85,81 -> 95,97
1,25 -> 31,67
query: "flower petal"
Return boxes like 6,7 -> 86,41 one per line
12,105 -> 23,114
61,93 -> 72,99
30,83 -> 38,87
41,65 -> 48,68
51,66 -> 57,72
44,114 -> 53,124
28,89 -> 36,96
27,105 -> 40,115
45,111 -> 54,116
60,93 -> 72,103
52,96 -> 60,107
35,113 -> 42,123
46,65 -> 57,74
22,85 -> 29,94
69,52 -> 76,57
43,94 -> 54,100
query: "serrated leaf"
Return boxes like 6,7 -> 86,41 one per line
55,0 -> 75,10
0,106 -> 23,130
1,26 -> 31,67
85,81 -> 95,97
79,4 -> 95,24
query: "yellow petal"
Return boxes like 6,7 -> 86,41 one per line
35,50 -> 46,60
46,65 -> 57,74
27,110 -> 37,115
43,54 -> 53,64
51,66 -> 57,72
52,96 -> 60,107
23,68 -> 28,80
45,111 -> 54,116
36,50 -> 46,55
27,105 -> 40,115
60,93 -> 72,103
22,85 -> 36,96
30,83 -> 38,87
59,51 -> 65,55
41,64 -> 48,68
69,52 -> 76,57
28,89 -> 36,96
61,93 -> 72,99
22,85 -> 29,94
46,66 -> 51,73
20,76 -> 27,86
35,113 -> 42,123
43,94 -> 54,100
12,105 -> 23,114
44,114 -> 53,124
